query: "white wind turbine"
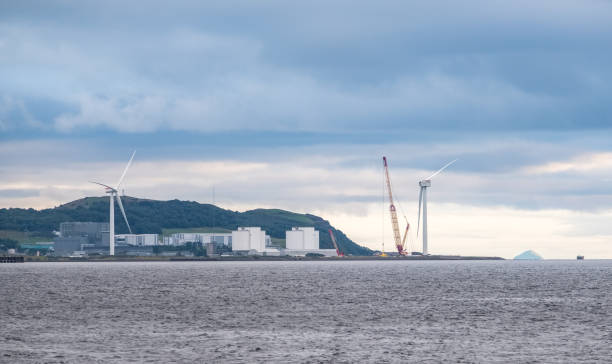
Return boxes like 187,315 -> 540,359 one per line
90,151 -> 136,256
416,159 -> 456,255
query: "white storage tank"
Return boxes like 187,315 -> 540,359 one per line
286,227 -> 304,249
231,227 -> 266,252
286,227 -> 319,250
232,228 -> 251,251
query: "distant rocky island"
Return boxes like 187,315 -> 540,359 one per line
514,250 -> 543,260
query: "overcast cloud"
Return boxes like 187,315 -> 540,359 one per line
1,1 -> 612,258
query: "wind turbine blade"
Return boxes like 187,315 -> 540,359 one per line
90,181 -> 115,191
426,159 -> 457,180
416,187 -> 423,238
115,194 -> 132,234
116,150 -> 136,189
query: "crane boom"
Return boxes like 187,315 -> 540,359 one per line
383,156 -> 409,255
401,223 -> 410,251
383,157 -> 402,253
328,229 -> 343,257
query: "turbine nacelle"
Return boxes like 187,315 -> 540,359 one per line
91,181 -> 117,194
419,180 -> 431,187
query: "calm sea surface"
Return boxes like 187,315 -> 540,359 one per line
1,260 -> 611,363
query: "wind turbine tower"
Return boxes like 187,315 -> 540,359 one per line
91,151 -> 136,256
417,159 -> 456,255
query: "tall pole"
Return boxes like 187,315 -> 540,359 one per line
382,164 -> 385,254
109,192 -> 115,256
422,187 -> 428,255
212,185 -> 215,246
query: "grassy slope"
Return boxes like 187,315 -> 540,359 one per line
0,230 -> 53,244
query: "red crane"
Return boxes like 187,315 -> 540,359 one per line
383,156 -> 410,255
328,229 -> 344,257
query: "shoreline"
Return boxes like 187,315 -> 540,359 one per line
14,255 -> 505,262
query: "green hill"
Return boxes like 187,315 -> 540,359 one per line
0,197 -> 372,256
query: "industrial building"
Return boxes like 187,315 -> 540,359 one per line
20,242 -> 55,256
283,227 -> 337,257
53,236 -> 89,256
53,222 -> 110,256
53,222 -> 160,256
228,226 -> 336,256
59,222 -> 109,246
232,227 -> 268,253
163,233 -> 232,247
115,234 -> 159,246
51,222 -> 336,257
286,227 -> 319,250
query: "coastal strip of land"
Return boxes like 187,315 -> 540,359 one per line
12,255 -> 504,263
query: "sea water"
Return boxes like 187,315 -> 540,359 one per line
1,260 -> 611,362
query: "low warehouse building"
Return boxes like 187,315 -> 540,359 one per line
115,234 -> 159,246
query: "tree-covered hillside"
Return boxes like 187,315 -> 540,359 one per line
0,197 -> 372,256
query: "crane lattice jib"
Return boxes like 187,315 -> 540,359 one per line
383,157 -> 404,254
328,229 -> 342,257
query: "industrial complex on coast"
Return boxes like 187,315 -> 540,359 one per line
2,151 -> 460,259
2,150 -> 513,261
20,222 -> 337,258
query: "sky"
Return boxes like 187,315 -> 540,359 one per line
2,0 -> 612,258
